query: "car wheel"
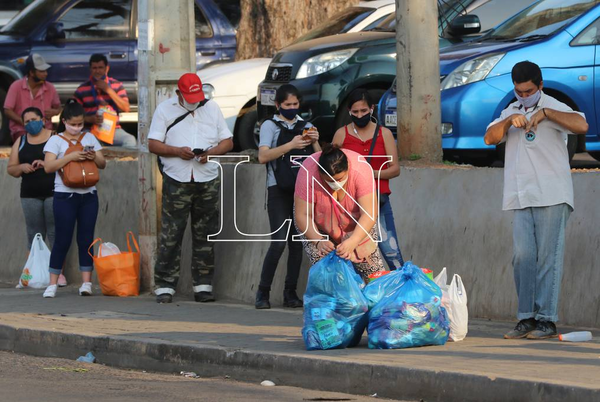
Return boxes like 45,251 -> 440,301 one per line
335,88 -> 387,134
0,87 -> 10,145
236,104 -> 258,150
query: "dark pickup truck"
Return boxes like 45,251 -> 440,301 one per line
0,0 -> 237,144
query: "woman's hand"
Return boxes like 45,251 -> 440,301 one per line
290,135 -> 311,150
31,160 -> 45,170
315,240 -> 335,255
20,163 -> 35,174
84,151 -> 96,161
336,237 -> 360,261
306,127 -> 319,144
68,151 -> 88,162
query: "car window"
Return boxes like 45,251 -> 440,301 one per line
291,7 -> 375,44
212,0 -> 241,29
488,0 -> 600,40
465,0 -> 537,33
195,3 -> 213,38
1,0 -> 67,35
58,0 -> 131,40
572,17 -> 600,45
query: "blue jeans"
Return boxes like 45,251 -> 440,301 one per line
513,203 -> 571,323
49,191 -> 99,275
378,194 -> 404,270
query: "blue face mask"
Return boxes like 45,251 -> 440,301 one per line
25,120 -> 44,136
514,88 -> 542,109
278,107 -> 298,120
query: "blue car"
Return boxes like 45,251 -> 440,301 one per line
380,0 -> 600,162
0,0 -> 236,144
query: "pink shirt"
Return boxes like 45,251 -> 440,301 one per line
295,149 -> 375,243
4,77 -> 60,141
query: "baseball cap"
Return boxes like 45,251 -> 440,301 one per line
177,73 -> 205,103
26,54 -> 51,71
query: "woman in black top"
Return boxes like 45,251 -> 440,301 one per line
7,107 -> 67,286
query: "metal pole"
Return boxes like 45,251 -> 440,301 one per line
138,0 -> 195,291
395,0 -> 443,162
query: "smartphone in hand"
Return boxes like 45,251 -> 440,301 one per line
192,148 -> 206,155
83,145 -> 94,153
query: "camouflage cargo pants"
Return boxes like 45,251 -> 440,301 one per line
154,175 -> 220,296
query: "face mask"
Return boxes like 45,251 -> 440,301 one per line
514,89 -> 542,109
25,120 -> 44,135
32,75 -> 43,83
64,123 -> 83,135
182,98 -> 200,111
350,111 -> 372,128
325,175 -> 348,191
278,107 -> 298,120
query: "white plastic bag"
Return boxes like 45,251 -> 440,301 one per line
17,233 -> 50,289
434,268 -> 468,341
99,242 -> 121,257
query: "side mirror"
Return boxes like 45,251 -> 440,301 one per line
448,15 -> 481,37
46,22 -> 65,41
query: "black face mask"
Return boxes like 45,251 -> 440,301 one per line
279,107 -> 299,120
350,112 -> 371,128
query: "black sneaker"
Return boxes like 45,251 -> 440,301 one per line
156,294 -> 172,304
255,289 -> 271,309
194,291 -> 216,303
527,320 -> 558,339
283,289 -> 303,308
504,318 -> 537,339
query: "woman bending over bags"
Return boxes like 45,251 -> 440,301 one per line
42,99 -> 106,298
294,145 -> 385,281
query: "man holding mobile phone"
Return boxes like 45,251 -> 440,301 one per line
148,73 -> 233,304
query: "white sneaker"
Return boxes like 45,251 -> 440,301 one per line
79,282 -> 92,296
43,285 -> 57,298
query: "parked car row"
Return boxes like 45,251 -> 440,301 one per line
379,0 -> 600,163
0,0 -> 237,144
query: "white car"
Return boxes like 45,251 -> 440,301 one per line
198,0 -> 395,150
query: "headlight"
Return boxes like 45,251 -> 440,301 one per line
441,53 -> 504,91
203,84 -> 215,100
296,49 -> 358,79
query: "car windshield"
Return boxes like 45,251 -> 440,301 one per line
487,0 -> 600,40
1,0 -> 68,35
290,7 -> 375,45
369,0 -> 478,33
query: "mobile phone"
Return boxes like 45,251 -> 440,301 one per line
83,145 -> 94,152
192,148 -> 206,155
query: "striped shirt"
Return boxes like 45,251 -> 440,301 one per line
74,77 -> 128,127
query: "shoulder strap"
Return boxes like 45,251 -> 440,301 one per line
366,124 -> 380,164
18,135 -> 26,152
165,100 -> 208,137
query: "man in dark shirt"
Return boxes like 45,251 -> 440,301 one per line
74,54 -> 137,148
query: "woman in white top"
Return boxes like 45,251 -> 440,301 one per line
42,99 -> 106,298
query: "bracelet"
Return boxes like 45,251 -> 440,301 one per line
543,108 -> 548,118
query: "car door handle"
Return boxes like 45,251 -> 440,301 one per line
200,50 -> 216,56
109,53 -> 126,59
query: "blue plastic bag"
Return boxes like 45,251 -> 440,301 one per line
365,262 -> 450,349
302,252 -> 369,350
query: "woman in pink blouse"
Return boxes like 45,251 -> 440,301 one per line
294,145 -> 385,280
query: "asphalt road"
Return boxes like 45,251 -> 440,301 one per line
0,351 -> 409,402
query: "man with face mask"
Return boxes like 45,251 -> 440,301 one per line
73,54 -> 137,148
4,54 -> 61,143
148,73 -> 234,304
484,61 -> 588,340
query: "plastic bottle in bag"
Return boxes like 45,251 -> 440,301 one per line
99,242 -> 121,257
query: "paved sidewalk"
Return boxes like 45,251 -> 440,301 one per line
0,286 -> 598,402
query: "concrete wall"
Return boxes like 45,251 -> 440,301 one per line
1,157 -> 599,328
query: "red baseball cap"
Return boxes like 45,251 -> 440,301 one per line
177,73 -> 205,103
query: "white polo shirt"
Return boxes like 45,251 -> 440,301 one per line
148,97 -> 233,183
487,92 -> 585,211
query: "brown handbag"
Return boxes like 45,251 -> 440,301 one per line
58,134 -> 100,188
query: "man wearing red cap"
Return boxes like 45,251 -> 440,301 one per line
148,73 -> 233,304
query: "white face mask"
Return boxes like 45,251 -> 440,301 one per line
64,123 -> 83,135
182,98 -> 200,111
325,176 -> 348,191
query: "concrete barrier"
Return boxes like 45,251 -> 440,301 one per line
1,155 -> 599,328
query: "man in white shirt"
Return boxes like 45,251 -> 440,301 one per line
484,61 -> 588,339
148,73 -> 233,304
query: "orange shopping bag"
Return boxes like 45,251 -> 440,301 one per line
91,109 -> 118,144
88,231 -> 140,297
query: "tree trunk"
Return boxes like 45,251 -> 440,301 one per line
236,0 -> 360,60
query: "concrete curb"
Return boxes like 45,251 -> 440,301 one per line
0,324 -> 597,402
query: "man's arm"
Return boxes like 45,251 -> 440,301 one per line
95,80 -> 130,113
4,108 -> 22,125
484,114 -> 527,145
148,139 -> 194,159
527,108 -> 588,134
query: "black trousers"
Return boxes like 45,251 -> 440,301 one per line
259,186 -> 303,292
